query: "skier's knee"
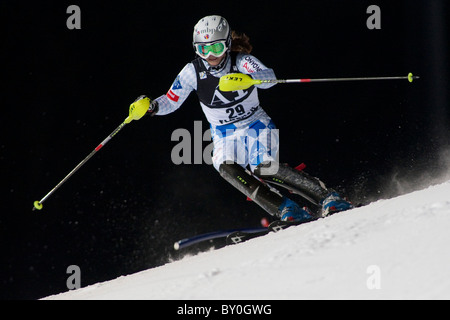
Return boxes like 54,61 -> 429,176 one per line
254,160 -> 280,177
218,161 -> 246,177
218,161 -> 283,217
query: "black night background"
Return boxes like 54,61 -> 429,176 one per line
1,1 -> 449,299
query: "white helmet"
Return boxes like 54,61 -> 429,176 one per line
193,15 -> 231,59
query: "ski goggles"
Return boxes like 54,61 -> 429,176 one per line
194,41 -> 227,58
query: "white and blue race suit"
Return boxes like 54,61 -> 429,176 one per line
154,52 -> 279,172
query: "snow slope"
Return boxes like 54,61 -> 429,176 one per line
44,181 -> 450,300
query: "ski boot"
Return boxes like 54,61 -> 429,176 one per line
279,197 -> 313,222
320,192 -> 353,217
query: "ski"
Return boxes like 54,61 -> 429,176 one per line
173,226 -> 267,250
173,204 -> 360,250
226,218 -> 318,245
173,218 -> 320,250
226,229 -> 270,245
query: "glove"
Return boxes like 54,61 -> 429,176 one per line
147,98 -> 159,116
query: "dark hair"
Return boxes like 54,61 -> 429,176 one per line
230,31 -> 253,54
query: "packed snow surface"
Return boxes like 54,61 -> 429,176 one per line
44,181 -> 450,299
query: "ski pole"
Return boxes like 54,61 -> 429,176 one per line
32,96 -> 151,211
219,72 -> 419,91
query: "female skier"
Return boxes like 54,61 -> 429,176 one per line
132,15 -> 353,222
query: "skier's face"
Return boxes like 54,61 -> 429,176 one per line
206,53 -> 226,67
